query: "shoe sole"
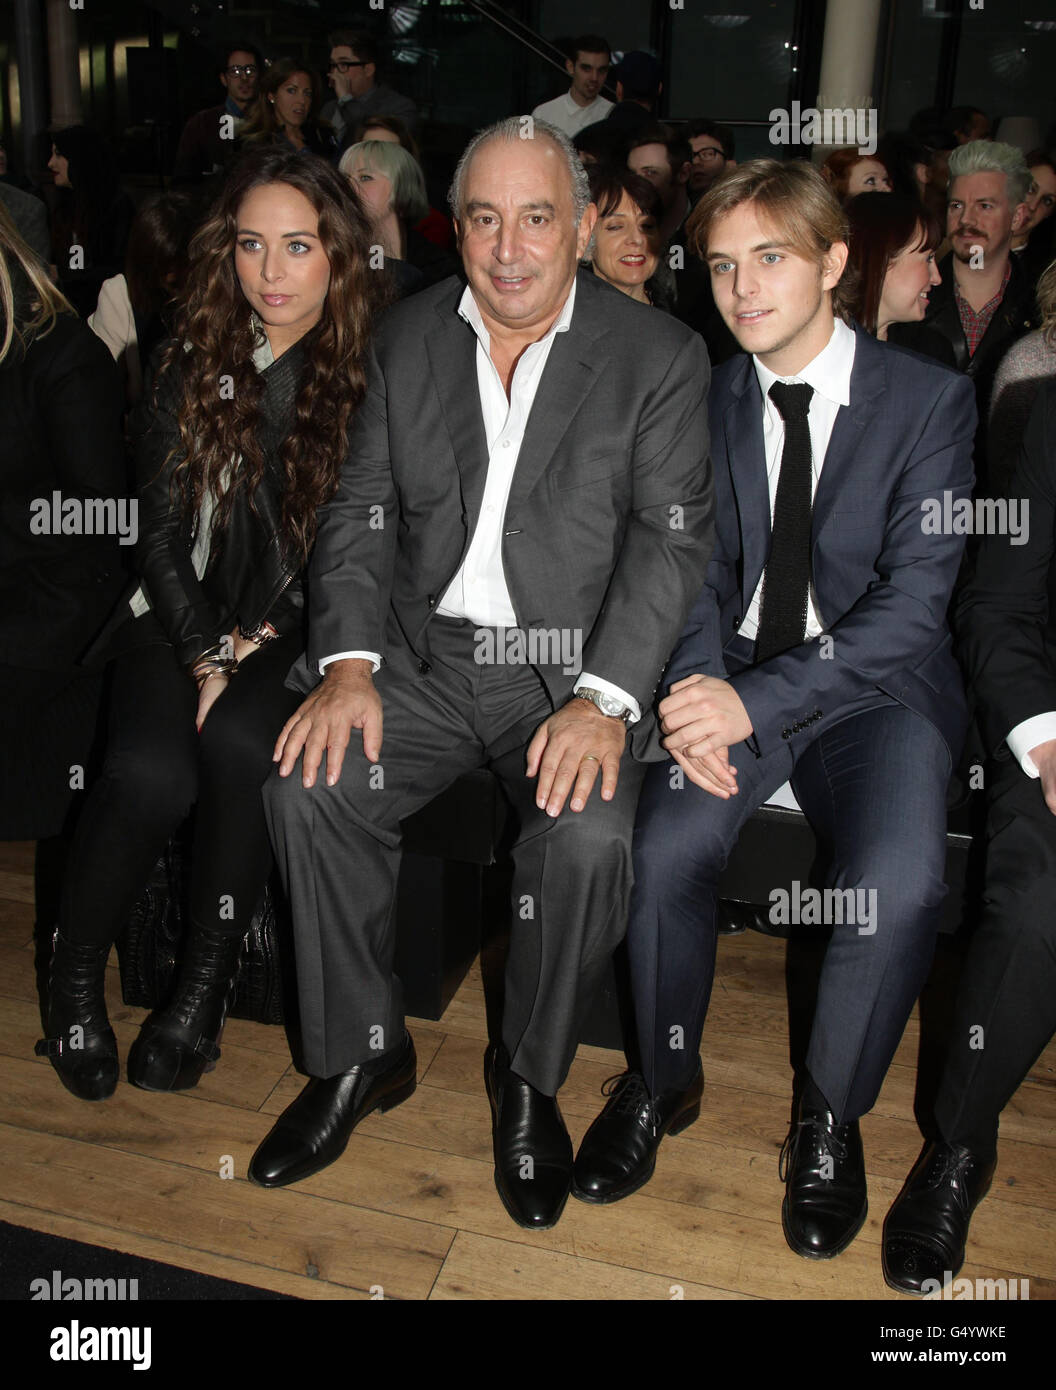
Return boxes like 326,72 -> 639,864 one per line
250,1070 -> 417,1188
570,1099 -> 701,1205
128,1045 -> 217,1093
53,1068 -> 119,1102
781,1195 -> 868,1259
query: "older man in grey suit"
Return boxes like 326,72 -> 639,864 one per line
250,117 -> 713,1229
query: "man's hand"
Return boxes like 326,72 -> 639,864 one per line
330,68 -> 353,100
526,698 -> 627,817
230,627 -> 263,664
670,743 -> 739,799
1030,738 -> 1056,815
273,658 -> 382,789
660,674 -> 752,774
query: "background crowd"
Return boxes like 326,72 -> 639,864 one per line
3,21 -> 1056,1297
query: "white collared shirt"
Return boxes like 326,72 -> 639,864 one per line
530,91 -> 613,138
320,278 -> 640,721
738,316 -> 856,643
436,280 -> 576,626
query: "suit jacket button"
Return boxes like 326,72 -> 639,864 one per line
418,660 -> 431,675
782,727 -> 792,740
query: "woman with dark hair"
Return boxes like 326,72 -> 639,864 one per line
352,113 -> 420,161
821,146 -> 892,203
89,190 -> 200,404
844,190 -> 954,364
35,146 -> 380,1101
240,59 -> 334,158
584,163 -> 671,309
877,131 -> 949,225
47,125 -> 136,318
1012,151 -> 1056,287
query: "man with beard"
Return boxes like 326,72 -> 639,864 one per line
916,140 -> 1035,494
173,43 -> 261,185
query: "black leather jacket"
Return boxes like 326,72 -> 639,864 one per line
124,337 -> 308,668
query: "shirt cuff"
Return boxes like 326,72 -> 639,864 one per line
1006,712 -> 1056,777
318,650 -> 381,676
574,673 -> 642,725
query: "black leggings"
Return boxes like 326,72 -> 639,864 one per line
59,637 -> 304,947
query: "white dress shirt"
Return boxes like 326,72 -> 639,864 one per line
531,91 -> 613,138
738,316 -> 856,643
320,278 -> 640,720
1007,713 -> 1056,778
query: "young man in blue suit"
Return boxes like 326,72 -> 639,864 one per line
573,160 -> 978,1264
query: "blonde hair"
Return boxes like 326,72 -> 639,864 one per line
0,201 -> 73,366
686,158 -> 857,322
339,139 -> 429,223
1038,258 -> 1056,346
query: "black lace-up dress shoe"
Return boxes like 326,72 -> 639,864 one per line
882,1140 -> 997,1295
572,1065 -> 703,1204
484,1043 -> 573,1229
780,1100 -> 868,1258
249,1034 -> 417,1188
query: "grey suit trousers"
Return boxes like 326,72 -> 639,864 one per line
263,617 -> 645,1095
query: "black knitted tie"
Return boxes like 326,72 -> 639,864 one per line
755,381 -> 815,663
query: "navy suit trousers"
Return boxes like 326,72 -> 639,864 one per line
629,651 -> 952,1121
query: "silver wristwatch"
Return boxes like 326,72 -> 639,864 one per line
574,686 -> 633,724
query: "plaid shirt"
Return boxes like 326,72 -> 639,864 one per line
955,259 -> 1011,357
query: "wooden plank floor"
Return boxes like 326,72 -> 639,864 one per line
1,839 -> 1054,1302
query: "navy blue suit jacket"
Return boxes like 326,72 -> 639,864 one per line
664,323 -> 977,761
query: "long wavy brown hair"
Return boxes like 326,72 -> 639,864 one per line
158,145 -> 380,559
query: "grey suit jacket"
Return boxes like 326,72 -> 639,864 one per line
0,182 -> 50,266
292,269 -> 714,755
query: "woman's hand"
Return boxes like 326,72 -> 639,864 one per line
230,628 -> 261,664
196,672 -> 229,732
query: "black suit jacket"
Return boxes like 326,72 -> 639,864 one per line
292,270 -> 715,754
956,380 -> 1056,758
924,251 -> 1036,380
666,327 -> 977,760
0,308 -> 126,673
923,251 -> 1036,492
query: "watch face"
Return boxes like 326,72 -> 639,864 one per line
598,693 -> 623,716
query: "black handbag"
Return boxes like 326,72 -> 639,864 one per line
115,827 -> 287,1026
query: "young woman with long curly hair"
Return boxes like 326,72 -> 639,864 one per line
36,145 -> 382,1101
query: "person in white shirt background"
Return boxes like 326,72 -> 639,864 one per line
531,33 -> 614,139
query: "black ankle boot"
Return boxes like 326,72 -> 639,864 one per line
35,930 -> 119,1101
127,925 -> 246,1091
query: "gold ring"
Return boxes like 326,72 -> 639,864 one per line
582,753 -> 600,762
